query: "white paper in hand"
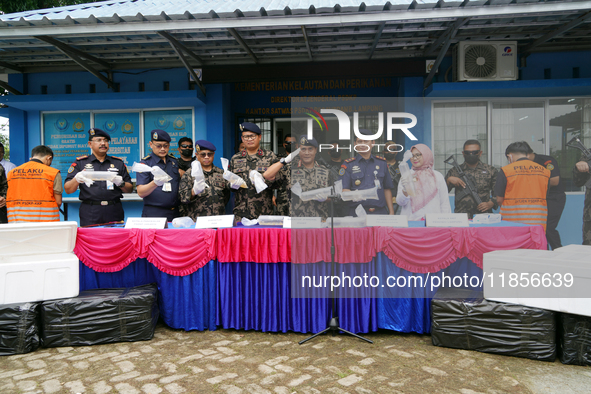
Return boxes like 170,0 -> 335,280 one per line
151,166 -> 172,185
191,161 -> 208,195
249,170 -> 268,194
220,157 -> 246,189
131,162 -> 153,173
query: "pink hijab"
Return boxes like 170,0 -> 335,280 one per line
409,144 -> 438,213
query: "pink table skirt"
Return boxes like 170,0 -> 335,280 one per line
75,224 -> 546,275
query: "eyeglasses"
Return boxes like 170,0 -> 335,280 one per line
153,143 -> 169,150
180,145 -> 193,149
463,150 -> 480,155
198,152 -> 214,158
411,153 -> 422,159
242,134 -> 257,141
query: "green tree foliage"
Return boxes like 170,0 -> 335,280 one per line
0,0 -> 101,14
0,133 -> 9,160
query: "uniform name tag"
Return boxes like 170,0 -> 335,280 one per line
162,182 -> 172,192
106,180 -> 114,190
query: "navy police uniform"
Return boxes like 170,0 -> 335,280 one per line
136,130 -> 181,221
65,129 -> 131,226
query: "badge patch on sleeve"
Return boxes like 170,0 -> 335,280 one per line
68,165 -> 75,173
339,167 -> 345,176
546,164 -> 554,170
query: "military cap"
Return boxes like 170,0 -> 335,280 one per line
195,140 -> 216,152
151,129 -> 171,142
88,128 -> 111,141
240,122 -> 261,135
298,134 -> 318,149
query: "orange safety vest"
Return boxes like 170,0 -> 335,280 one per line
500,159 -> 550,231
6,160 -> 60,223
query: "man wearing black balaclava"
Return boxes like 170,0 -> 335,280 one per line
445,139 -> 498,219
324,139 -> 345,175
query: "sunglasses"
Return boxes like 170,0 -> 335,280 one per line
198,152 -> 214,158
180,145 -> 193,149
463,150 -> 480,155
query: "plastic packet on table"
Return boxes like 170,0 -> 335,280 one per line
291,182 -> 332,202
340,186 -> 379,202
220,158 -> 247,189
472,213 -> 502,224
258,215 -> 286,226
399,150 -> 416,197
171,216 -> 196,229
241,217 -> 258,226
191,161 -> 208,194
249,170 -> 268,194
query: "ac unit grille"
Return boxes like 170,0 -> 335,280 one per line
464,45 -> 497,78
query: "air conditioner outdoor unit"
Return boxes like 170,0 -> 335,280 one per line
453,41 -> 517,82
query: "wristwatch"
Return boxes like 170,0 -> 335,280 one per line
280,157 -> 286,165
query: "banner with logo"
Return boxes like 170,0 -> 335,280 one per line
43,112 -> 91,177
93,112 -> 140,169
143,109 -> 193,153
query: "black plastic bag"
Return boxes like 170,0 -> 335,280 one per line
431,287 -> 556,361
0,302 -> 40,356
41,283 -> 159,348
559,313 -> 591,366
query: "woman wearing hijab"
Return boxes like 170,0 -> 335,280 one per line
396,143 -> 451,220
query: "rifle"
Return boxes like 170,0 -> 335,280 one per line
444,155 -> 483,205
567,137 -> 591,162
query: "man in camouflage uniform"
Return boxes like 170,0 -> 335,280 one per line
229,122 -> 279,222
445,139 -> 498,219
573,155 -> 591,245
178,140 -> 230,219
264,135 -> 334,219
385,140 -> 401,214
0,164 -> 7,223
275,134 -> 296,216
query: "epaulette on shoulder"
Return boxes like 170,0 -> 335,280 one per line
344,157 -> 355,163
375,155 -> 386,161
76,155 -> 88,160
142,155 -> 151,160
168,153 -> 177,158
111,156 -> 124,161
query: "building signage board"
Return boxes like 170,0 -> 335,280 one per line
144,109 -> 192,151
43,112 -> 91,177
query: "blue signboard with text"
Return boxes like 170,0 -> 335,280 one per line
93,112 -> 140,169
43,112 -> 91,178
143,109 -> 193,152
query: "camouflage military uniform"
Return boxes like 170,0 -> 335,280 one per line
229,148 -> 278,222
573,158 -> 591,245
178,166 -> 230,219
276,160 -> 334,219
0,165 -> 7,223
275,153 -> 290,216
445,160 -> 498,219
387,161 -> 401,214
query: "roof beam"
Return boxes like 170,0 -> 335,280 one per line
157,31 -> 206,96
368,22 -> 386,60
34,35 -> 114,88
3,1 -> 590,37
33,35 -> 110,68
301,26 -> 313,60
424,17 -> 470,56
0,60 -> 24,73
0,80 -> 23,95
227,28 -> 258,63
156,31 -> 204,65
522,10 -> 591,54
424,17 -> 469,89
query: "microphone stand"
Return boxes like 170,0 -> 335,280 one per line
299,190 -> 373,345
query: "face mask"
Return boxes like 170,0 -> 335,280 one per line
285,143 -> 295,154
464,155 -> 479,165
384,152 -> 397,161
181,149 -> 193,157
329,150 -> 341,159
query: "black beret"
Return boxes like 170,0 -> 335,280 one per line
88,128 -> 110,141
240,122 -> 261,135
151,129 -> 171,142
298,134 -> 318,149
195,140 -> 216,152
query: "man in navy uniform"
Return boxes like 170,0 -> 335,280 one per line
136,129 -> 181,221
340,129 -> 395,216
64,128 -> 132,226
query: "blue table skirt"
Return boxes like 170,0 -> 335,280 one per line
216,254 -> 483,334
79,259 -> 217,331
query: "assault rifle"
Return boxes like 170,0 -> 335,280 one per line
444,155 -> 483,205
567,137 -> 591,163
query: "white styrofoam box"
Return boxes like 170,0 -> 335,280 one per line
0,253 -> 79,304
483,249 -> 591,317
0,221 -> 78,257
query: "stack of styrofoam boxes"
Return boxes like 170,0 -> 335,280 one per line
483,245 -> 591,365
0,222 -> 80,355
